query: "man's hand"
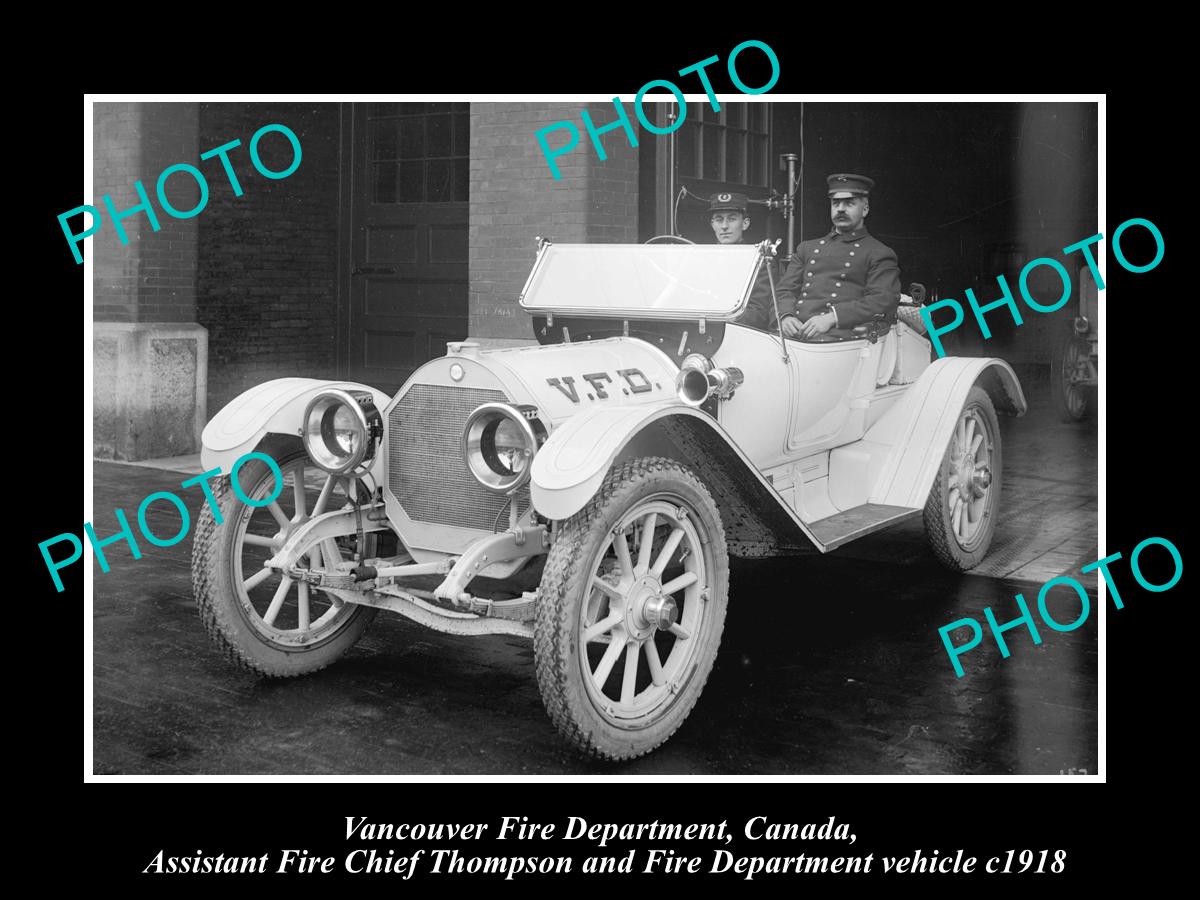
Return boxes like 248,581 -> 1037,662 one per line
796,311 -> 836,339
781,315 -> 804,338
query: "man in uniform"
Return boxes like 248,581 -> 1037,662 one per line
775,174 -> 901,340
706,191 -> 779,331
708,191 -> 753,245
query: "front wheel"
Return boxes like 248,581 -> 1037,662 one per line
191,447 -> 377,677
534,458 -> 729,761
924,386 -> 1002,571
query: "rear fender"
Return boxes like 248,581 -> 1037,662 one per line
855,357 -> 1026,509
200,378 -> 393,476
530,401 -> 820,554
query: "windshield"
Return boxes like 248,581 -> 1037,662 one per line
518,244 -> 761,319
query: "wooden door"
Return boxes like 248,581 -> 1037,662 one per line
346,102 -> 469,392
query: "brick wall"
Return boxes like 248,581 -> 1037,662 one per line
196,103 -> 341,414
93,102 -> 199,323
468,102 -> 640,344
97,101 -> 642,419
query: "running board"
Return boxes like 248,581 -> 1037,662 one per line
807,504 -> 922,552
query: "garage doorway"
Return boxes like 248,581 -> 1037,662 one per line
342,102 -> 469,392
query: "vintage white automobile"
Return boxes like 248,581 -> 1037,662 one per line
192,241 -> 1027,760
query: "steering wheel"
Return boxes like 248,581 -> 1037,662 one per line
644,235 -> 695,245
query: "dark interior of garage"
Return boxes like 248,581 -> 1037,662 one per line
651,101 -> 1098,364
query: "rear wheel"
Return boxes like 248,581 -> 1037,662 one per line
191,448 -> 376,677
924,387 -> 1002,571
534,458 -> 728,761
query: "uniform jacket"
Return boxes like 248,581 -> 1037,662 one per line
774,227 -> 901,329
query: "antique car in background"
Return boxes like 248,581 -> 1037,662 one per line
1051,267 -> 1099,422
192,241 -> 1027,760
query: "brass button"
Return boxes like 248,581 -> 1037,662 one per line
831,293 -> 837,297
820,240 -> 826,245
801,292 -> 808,297
836,282 -> 842,287
814,248 -> 820,253
844,262 -> 851,268
850,251 -> 855,256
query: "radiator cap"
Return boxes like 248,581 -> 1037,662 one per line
447,340 -> 480,358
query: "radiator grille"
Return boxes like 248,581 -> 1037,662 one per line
388,384 -> 530,530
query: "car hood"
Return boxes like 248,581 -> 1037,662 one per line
405,337 -> 683,425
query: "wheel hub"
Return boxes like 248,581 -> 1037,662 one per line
971,464 -> 992,496
957,450 -> 976,496
643,594 -> 679,631
624,574 -> 671,640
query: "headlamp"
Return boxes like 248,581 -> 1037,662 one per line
462,403 -> 540,493
302,389 -> 382,475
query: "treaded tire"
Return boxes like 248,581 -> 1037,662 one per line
533,457 -> 729,761
923,386 -> 1002,571
191,449 -> 376,678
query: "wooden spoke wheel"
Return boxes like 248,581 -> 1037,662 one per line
924,387 -> 1002,571
191,448 -> 376,677
534,458 -> 728,760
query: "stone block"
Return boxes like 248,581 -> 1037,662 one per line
93,322 -> 208,461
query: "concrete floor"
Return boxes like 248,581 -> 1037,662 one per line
90,383 -> 1097,775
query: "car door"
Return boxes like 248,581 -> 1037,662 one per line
783,338 -> 866,453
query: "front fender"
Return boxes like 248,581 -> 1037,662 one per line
530,402 -> 819,551
863,357 -> 1026,509
200,378 -> 393,475
530,401 -> 674,519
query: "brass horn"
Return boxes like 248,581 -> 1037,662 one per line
675,355 -> 744,406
